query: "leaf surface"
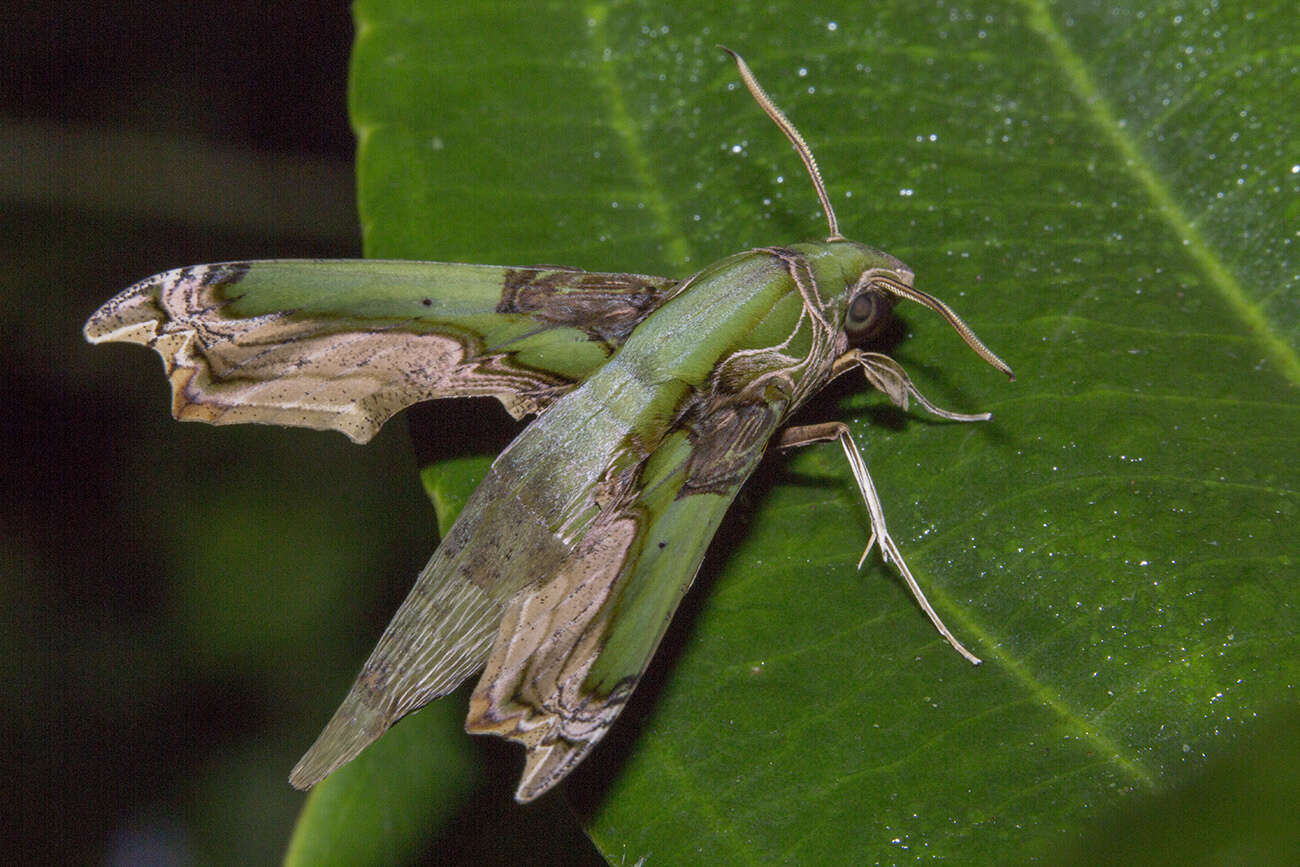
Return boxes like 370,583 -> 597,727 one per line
294,0 -> 1299,861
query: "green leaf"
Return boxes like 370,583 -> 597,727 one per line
284,698 -> 475,867
294,0 -> 1298,861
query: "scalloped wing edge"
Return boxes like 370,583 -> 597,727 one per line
83,264 -> 595,442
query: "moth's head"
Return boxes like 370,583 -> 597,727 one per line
721,49 -> 1012,380
842,252 -> 912,348
794,239 -> 906,345
822,239 -> 1014,379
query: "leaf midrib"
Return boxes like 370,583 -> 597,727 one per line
1019,0 -> 1300,385
585,1 -> 696,273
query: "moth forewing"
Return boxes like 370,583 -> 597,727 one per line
82,260 -> 683,441
85,50 -> 1013,804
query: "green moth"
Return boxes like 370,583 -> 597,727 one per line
84,50 -> 1013,802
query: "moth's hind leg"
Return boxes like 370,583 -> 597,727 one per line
778,422 -> 981,665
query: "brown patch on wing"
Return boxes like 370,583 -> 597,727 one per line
465,514 -> 640,801
670,352 -> 795,499
498,268 -> 680,346
677,399 -> 781,497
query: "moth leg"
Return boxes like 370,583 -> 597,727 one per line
832,349 -> 994,423
779,422 -> 982,665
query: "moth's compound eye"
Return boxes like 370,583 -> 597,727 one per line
845,287 -> 894,343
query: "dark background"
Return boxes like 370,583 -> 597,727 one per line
10,4 -> 347,862
8,4 -> 596,863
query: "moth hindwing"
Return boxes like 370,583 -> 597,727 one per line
84,50 -> 1012,803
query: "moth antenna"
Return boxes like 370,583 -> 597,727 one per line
878,277 -> 1016,381
721,47 -> 843,242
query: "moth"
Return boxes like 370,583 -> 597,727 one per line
84,50 -> 1013,802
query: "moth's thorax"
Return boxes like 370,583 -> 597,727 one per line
587,242 -> 902,428
784,239 -> 914,305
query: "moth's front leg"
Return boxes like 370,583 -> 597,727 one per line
833,349 -> 995,423
778,421 -> 982,665
776,421 -> 844,449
